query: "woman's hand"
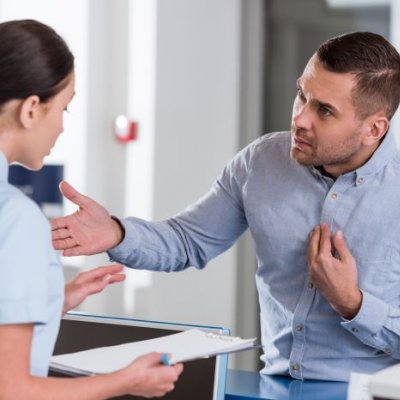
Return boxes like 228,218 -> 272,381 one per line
63,264 -> 125,314
118,353 -> 184,398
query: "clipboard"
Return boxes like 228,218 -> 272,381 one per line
50,328 -> 258,374
50,312 -> 232,400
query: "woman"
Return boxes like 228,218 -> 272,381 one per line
0,19 -> 182,399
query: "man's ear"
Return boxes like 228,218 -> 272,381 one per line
363,113 -> 389,147
19,95 -> 41,129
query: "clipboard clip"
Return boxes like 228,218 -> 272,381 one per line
205,332 -> 243,341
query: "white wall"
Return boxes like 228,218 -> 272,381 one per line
117,0 -> 244,337
146,0 -> 241,330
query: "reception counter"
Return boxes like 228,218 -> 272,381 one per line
225,370 -> 348,400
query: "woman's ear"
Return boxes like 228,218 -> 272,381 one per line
19,95 -> 41,129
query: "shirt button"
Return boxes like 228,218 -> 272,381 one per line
357,177 -> 364,184
351,327 -> 359,333
385,347 -> 392,354
308,282 -> 314,289
331,193 -> 338,200
295,324 -> 303,332
292,363 -> 300,371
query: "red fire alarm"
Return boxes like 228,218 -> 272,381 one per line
113,115 -> 138,143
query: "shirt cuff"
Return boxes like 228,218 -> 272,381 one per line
341,291 -> 389,342
107,218 -> 140,262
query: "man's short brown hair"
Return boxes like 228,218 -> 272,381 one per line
317,32 -> 400,121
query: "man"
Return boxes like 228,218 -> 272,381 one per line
51,32 -> 400,381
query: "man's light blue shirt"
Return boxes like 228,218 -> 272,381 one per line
109,131 -> 400,381
0,152 -> 64,376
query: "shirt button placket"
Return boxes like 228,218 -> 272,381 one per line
291,363 -> 301,376
290,323 -> 305,378
289,279 -> 315,379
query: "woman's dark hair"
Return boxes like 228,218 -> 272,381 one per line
0,19 -> 74,109
317,32 -> 400,121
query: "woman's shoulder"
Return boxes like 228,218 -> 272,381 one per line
0,182 -> 47,229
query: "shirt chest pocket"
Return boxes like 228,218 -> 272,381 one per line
350,239 -> 394,297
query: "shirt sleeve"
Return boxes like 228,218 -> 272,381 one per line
341,290 -> 400,359
108,142 -> 256,271
0,194 -> 51,324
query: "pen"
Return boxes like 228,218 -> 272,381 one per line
160,353 -> 171,366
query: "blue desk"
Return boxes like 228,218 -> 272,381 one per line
225,370 -> 348,400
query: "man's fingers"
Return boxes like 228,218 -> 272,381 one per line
51,228 -> 70,240
319,224 -> 332,255
53,237 -> 77,251
59,180 -> 91,208
307,225 -> 321,262
56,241 -> 101,256
63,246 -> 85,257
50,216 -> 70,231
332,230 -> 350,262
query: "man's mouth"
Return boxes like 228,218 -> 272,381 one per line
293,135 -> 311,149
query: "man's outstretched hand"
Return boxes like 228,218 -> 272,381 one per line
51,181 -> 124,256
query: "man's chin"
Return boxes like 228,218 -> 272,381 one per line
290,149 -> 315,167
290,148 -> 305,163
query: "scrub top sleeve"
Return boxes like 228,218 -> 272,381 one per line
0,194 -> 50,324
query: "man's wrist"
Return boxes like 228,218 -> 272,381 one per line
338,290 -> 363,320
110,216 -> 125,247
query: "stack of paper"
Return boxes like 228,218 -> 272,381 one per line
369,364 -> 400,400
347,372 -> 372,400
50,328 -> 257,376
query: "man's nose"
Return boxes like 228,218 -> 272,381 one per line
292,103 -> 312,131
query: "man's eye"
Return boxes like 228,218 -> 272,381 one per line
318,105 -> 332,117
297,89 -> 306,101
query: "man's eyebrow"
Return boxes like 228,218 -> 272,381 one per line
314,99 -> 338,114
296,79 -> 338,113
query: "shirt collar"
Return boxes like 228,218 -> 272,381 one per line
355,129 -> 397,178
0,151 -> 9,183
308,130 -> 398,182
